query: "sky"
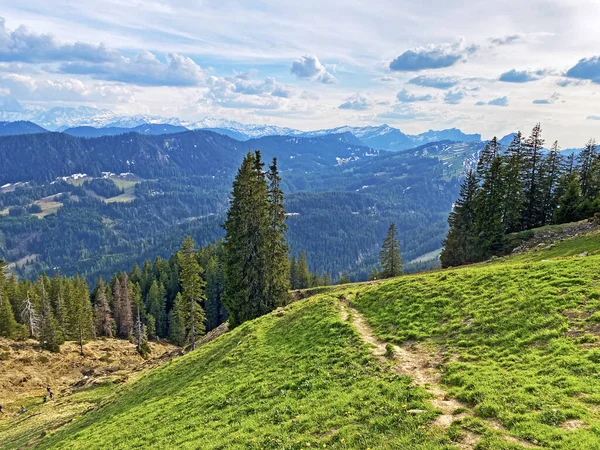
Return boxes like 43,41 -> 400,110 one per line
0,0 -> 599,146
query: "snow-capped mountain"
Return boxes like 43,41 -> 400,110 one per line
0,101 -> 488,151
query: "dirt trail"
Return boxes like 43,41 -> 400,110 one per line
339,299 -> 541,450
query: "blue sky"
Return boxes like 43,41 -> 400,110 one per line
0,0 -> 599,145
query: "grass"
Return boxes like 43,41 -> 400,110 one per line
346,249 -> 600,448
29,297 -> 457,450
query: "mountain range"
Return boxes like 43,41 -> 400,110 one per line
0,102 -> 484,152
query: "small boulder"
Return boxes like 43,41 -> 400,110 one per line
579,251 -> 589,257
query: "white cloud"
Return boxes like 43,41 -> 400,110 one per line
291,55 -> 336,84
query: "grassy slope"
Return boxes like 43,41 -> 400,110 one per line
347,235 -> 600,448
34,297 -> 454,450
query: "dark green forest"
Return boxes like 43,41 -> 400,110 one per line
0,131 -> 460,282
441,123 -> 598,267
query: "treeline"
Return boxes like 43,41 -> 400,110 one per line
0,152 -> 314,353
0,238 -> 228,354
441,124 -> 598,267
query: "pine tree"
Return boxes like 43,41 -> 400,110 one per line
338,271 -> 351,285
289,256 -> 298,289
577,139 -> 598,201
379,223 -> 403,278
474,138 -> 506,258
441,169 -> 479,268
539,141 -> 564,225
321,272 -> 332,286
223,151 -> 271,327
94,279 -> 114,338
38,291 -> 63,352
368,266 -> 380,281
522,123 -> 545,229
0,278 -> 18,338
168,293 -> 186,346
114,273 -> 133,338
71,276 -> 95,355
295,252 -> 310,289
555,173 -> 584,224
177,237 -> 206,350
204,256 -> 225,331
502,132 -> 525,233
145,281 -> 166,338
266,158 -> 292,307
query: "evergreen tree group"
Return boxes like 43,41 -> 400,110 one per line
289,252 -> 332,289
441,124 -> 599,267
223,152 -> 291,327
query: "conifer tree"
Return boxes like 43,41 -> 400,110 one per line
94,279 -> 114,338
168,293 -> 186,346
295,252 -> 311,289
145,280 -> 166,338
368,266 -> 380,281
223,151 -> 271,327
555,173 -> 583,224
338,271 -> 351,285
177,237 -> 206,350
474,138 -> 506,258
204,256 -> 225,331
38,293 -> 63,352
289,255 -> 298,289
540,141 -> 564,225
71,276 -> 95,355
577,138 -> 598,201
266,158 -> 292,307
114,273 -> 133,338
522,123 -> 545,229
0,276 -> 18,338
379,223 -> 403,278
441,169 -> 479,268
502,132 -> 525,233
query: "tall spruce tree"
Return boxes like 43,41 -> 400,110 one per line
114,273 -> 133,338
522,123 -> 545,229
0,268 -> 19,338
94,279 -> 114,337
502,132 -> 525,233
266,158 -> 292,307
223,151 -> 271,327
379,223 -> 403,278
38,276 -> 63,352
540,141 -> 564,225
177,237 -> 206,350
474,138 -> 505,258
441,169 -> 479,268
295,252 -> 311,289
578,139 -> 598,201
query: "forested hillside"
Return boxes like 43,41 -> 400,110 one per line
0,130 -> 459,281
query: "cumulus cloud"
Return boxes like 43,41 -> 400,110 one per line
0,73 -> 134,103
499,69 -> 549,83
444,88 -> 467,104
58,52 -> 205,87
203,75 -> 292,110
533,92 -> 560,104
489,35 -> 521,46
0,17 -> 119,64
389,41 -> 475,72
396,89 -> 432,103
338,94 -> 371,110
566,56 -> 600,84
291,55 -> 336,84
556,78 -> 585,87
408,75 -> 459,90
